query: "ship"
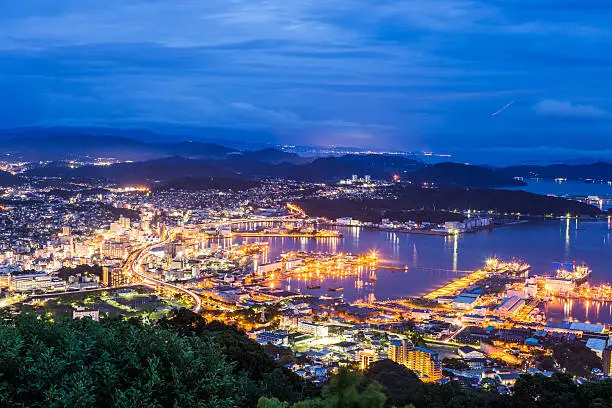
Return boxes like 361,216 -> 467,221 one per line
328,286 -> 344,292
484,257 -> 531,276
553,261 -> 591,284
306,284 -> 321,290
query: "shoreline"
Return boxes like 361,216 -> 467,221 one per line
329,219 -> 530,237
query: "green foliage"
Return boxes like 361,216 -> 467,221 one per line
158,308 -> 316,406
0,313 -> 237,407
442,358 -> 471,371
322,369 -> 385,408
513,374 -> 579,408
258,369 -> 385,408
551,342 -> 602,378
361,360 -> 421,408
404,332 -> 427,348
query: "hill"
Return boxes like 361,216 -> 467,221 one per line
24,153 -> 425,185
297,186 -> 600,221
159,176 -> 261,191
285,154 -> 423,181
0,170 -> 25,186
408,162 -> 525,188
0,309 -> 312,407
0,134 -> 236,161
26,156 -> 237,184
230,148 -> 310,165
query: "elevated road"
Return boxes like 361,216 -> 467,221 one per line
124,239 -> 202,313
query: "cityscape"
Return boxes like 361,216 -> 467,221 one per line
2,1 -> 612,407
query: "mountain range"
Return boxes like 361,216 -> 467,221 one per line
1,130 -> 611,188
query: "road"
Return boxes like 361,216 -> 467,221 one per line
125,239 -> 203,313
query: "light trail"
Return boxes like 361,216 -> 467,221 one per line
491,100 -> 514,117
126,239 -> 203,313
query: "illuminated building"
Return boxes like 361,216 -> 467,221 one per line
297,321 -> 329,337
102,265 -> 128,287
101,241 -> 129,259
388,339 -> 413,365
603,346 -> 612,377
359,349 -> 377,370
118,215 -> 131,229
257,261 -> 283,276
494,296 -> 526,317
406,347 -> 442,382
73,307 -> 100,321
10,273 -> 67,293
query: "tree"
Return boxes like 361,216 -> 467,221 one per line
157,308 -> 315,406
258,369 -> 386,408
552,342 -> 602,377
442,358 -> 470,371
513,374 -> 579,408
362,360 -> 421,408
0,313 -> 237,407
404,332 -> 427,348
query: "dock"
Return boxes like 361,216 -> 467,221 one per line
424,269 -> 490,300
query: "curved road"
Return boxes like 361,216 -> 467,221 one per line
125,239 -> 202,313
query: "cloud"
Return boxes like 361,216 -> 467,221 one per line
534,100 -> 609,119
0,0 -> 612,151
230,102 -> 391,131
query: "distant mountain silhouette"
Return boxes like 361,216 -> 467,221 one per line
159,176 -> 261,191
503,162 -> 612,181
408,162 -> 525,188
25,153 -> 425,184
0,170 -> 25,186
229,148 -> 309,165
0,135 -> 235,161
26,156 -> 235,184
285,154 -> 423,181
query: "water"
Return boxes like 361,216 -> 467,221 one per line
544,297 -> 612,325
502,179 -> 612,210
512,179 -> 612,199
235,218 -> 612,322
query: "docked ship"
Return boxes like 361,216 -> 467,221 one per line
553,261 -> 592,284
484,257 -> 531,276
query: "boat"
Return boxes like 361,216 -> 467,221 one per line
553,261 -> 591,284
307,284 -> 321,290
328,286 -> 344,292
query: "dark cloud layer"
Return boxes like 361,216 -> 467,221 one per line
0,0 -> 610,154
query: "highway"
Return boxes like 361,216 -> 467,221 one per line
125,239 -> 203,313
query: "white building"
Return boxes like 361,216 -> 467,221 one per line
298,321 -> 329,337
10,273 -> 67,293
73,307 -> 100,321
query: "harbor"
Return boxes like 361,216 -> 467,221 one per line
237,218 -> 612,323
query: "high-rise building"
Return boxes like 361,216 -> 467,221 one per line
101,241 -> 129,259
388,339 -> 413,365
102,266 -> 128,287
359,349 -> 378,371
406,347 -> 442,382
603,346 -> 612,377
118,215 -> 131,229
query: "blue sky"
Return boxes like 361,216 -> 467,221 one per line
1,0 -> 611,156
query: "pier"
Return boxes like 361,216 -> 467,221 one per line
424,269 -> 490,300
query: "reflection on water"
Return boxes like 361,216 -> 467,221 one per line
545,297 -> 612,324
212,218 -> 612,322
